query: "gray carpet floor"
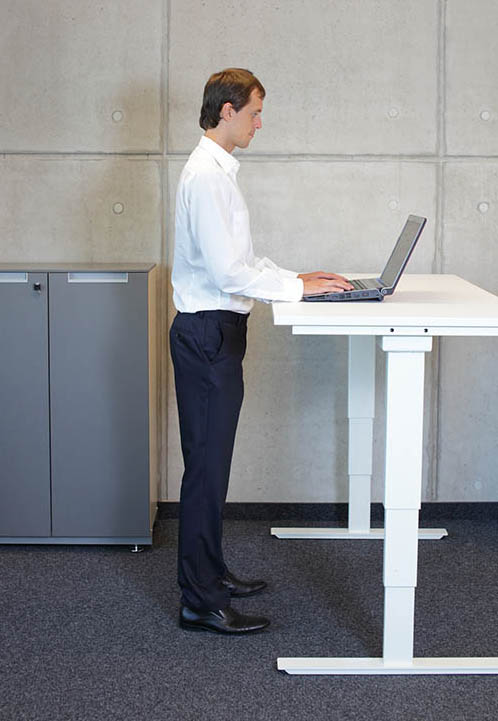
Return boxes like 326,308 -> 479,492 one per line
2,516 -> 498,721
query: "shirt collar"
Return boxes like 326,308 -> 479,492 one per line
198,135 -> 240,176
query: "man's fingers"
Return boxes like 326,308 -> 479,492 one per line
300,271 -> 353,285
302,275 -> 354,295
318,272 -> 352,284
324,280 -> 354,290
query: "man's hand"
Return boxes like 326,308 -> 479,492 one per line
298,271 -> 354,296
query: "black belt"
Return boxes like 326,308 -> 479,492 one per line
179,309 -> 249,326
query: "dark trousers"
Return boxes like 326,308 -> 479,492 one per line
169,309 -> 248,611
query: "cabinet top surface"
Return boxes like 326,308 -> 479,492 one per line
273,275 -> 498,332
0,263 -> 156,272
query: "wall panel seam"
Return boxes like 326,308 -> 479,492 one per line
4,153 -> 498,162
431,0 -> 448,502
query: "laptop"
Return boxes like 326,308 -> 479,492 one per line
303,214 -> 427,302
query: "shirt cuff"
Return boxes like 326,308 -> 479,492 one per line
275,276 -> 304,302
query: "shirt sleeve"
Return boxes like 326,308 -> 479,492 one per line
254,254 -> 301,279
187,172 -> 304,303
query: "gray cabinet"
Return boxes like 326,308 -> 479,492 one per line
0,264 -> 158,545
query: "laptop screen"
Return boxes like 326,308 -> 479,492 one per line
379,215 -> 426,289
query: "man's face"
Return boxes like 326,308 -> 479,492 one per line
228,88 -> 263,149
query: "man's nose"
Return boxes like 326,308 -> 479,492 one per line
255,117 -> 262,130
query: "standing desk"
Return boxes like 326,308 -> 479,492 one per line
272,274 -> 498,674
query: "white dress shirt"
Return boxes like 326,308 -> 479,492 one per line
172,136 -> 304,314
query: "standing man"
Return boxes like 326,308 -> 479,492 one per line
170,68 -> 352,635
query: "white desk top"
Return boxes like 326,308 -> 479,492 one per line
272,275 -> 498,337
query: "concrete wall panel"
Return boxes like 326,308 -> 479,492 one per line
446,0 -> 498,155
437,162 -> 498,500
0,0 -> 162,152
442,162 -> 498,293
0,157 -> 162,261
437,337 -> 498,500
165,158 -> 437,501
168,0 -> 438,155
238,161 -> 437,275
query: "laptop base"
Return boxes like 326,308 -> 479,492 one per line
303,290 -> 383,302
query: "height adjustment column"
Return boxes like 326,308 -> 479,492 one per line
380,335 -> 431,666
347,336 -> 376,533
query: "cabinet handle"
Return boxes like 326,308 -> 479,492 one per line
0,272 -> 28,283
67,272 -> 129,283
33,282 -> 42,292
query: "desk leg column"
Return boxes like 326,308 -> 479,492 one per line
381,336 -> 431,665
348,336 -> 375,533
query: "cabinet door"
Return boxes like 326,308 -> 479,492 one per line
49,272 -> 150,538
0,272 -> 51,536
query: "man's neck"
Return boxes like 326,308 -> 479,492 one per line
204,129 -> 234,154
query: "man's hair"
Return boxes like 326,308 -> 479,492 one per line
199,68 -> 265,131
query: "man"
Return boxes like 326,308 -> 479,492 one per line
170,68 -> 352,635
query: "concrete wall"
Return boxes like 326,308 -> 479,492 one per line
1,0 -> 497,502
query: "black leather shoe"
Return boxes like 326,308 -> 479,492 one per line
221,570 -> 267,598
179,605 -> 270,634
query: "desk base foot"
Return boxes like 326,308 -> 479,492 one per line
270,528 -> 448,540
277,657 -> 498,675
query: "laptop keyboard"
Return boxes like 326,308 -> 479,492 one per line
349,279 -> 368,289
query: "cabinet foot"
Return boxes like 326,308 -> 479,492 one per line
130,544 -> 144,553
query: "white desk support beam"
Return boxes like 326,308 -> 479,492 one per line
278,335 -> 498,675
271,336 -> 447,541
382,335 -> 429,664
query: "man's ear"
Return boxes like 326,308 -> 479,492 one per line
220,101 -> 234,122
